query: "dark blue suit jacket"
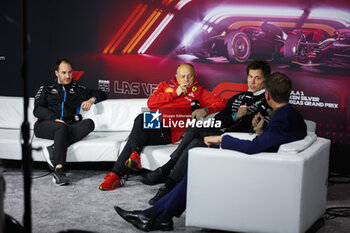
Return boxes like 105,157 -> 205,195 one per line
221,103 -> 307,154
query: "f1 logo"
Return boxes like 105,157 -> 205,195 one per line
143,110 -> 161,129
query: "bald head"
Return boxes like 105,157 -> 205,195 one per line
175,63 -> 196,88
176,63 -> 195,74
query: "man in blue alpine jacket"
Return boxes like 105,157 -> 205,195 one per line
33,59 -> 107,185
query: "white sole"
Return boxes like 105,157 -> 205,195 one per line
42,147 -> 54,170
52,177 -> 69,186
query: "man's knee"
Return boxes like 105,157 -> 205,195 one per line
51,122 -> 69,139
55,122 -> 68,131
132,113 -> 144,129
183,125 -> 201,139
84,119 -> 95,132
134,113 -> 143,123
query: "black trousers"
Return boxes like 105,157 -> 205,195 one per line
112,114 -> 172,176
34,119 -> 95,165
168,125 -> 222,182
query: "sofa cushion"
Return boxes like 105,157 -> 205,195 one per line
222,132 -> 257,141
278,132 -> 317,154
0,96 -> 36,129
81,99 -> 147,131
31,131 -> 130,162
0,129 -> 27,160
305,120 -> 316,133
141,144 -> 176,171
0,96 -> 148,132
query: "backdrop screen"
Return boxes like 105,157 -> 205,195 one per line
1,0 -> 350,172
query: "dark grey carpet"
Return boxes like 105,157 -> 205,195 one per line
2,166 -> 350,233
2,167 -> 194,233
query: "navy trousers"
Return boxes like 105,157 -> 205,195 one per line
154,173 -> 188,218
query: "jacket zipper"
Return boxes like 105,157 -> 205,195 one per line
60,86 -> 67,120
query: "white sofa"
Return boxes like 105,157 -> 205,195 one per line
0,96 -> 177,171
186,127 -> 331,233
1,96 -> 331,232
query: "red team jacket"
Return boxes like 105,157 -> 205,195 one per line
147,77 -> 227,142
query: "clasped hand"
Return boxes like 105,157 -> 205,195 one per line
236,105 -> 249,119
192,108 -> 207,120
252,112 -> 264,136
204,135 -> 222,147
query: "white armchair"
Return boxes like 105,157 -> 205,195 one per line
186,121 -> 330,233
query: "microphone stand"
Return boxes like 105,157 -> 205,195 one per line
21,0 -> 32,232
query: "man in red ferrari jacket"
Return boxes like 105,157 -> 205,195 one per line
99,63 -> 226,191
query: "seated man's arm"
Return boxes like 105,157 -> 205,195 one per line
198,88 -> 227,115
213,98 -> 235,128
214,94 -> 246,128
80,86 -> 108,111
147,81 -> 179,109
220,119 -> 288,154
33,86 -> 57,120
85,87 -> 107,103
191,88 -> 227,120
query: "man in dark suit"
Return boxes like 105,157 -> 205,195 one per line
114,72 -> 307,231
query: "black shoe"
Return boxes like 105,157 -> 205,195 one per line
114,206 -> 152,232
149,184 -> 172,205
114,206 -> 173,231
153,213 -> 174,231
152,219 -> 173,231
140,168 -> 168,185
52,167 -> 69,185
42,145 -> 55,171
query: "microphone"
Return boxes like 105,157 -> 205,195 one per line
66,114 -> 82,124
242,92 -> 254,106
190,100 -> 201,112
258,100 -> 272,117
191,100 -> 201,120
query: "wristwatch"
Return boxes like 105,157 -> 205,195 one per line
204,107 -> 209,113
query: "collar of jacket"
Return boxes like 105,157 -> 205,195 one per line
52,80 -> 75,88
269,103 -> 289,118
253,89 -> 265,96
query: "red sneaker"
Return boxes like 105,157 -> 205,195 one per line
99,172 -> 122,191
125,151 -> 142,170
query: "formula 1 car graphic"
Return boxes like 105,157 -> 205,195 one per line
179,24 -> 350,68
179,23 -> 287,63
284,29 -> 350,68
177,4 -> 350,69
